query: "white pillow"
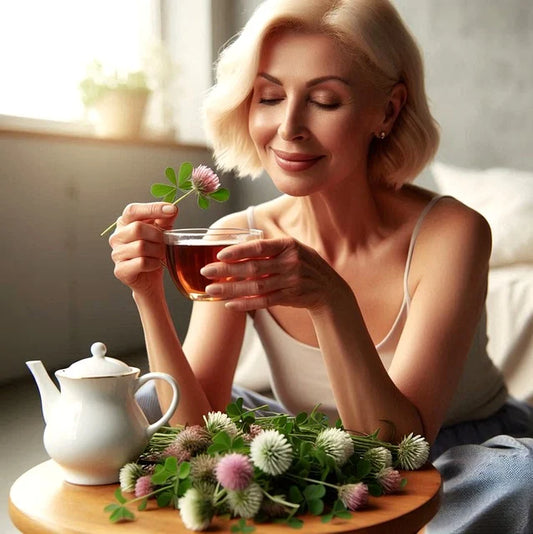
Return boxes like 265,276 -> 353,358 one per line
431,161 -> 533,267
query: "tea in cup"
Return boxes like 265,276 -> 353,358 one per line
164,228 -> 263,301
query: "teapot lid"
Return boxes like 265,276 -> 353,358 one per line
63,342 -> 133,378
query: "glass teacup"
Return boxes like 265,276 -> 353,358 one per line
163,228 -> 263,301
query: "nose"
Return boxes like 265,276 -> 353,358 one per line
278,101 -> 309,142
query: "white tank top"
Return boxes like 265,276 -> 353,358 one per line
246,198 -> 508,426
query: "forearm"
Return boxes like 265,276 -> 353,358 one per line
132,288 -> 211,426
310,288 -> 423,442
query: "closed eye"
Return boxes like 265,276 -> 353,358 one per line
311,100 -> 341,110
259,98 -> 283,105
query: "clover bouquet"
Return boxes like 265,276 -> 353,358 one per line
105,399 -> 430,532
100,162 -> 230,236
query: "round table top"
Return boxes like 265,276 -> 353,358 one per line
9,460 -> 441,533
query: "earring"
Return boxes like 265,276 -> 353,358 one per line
377,131 -> 386,140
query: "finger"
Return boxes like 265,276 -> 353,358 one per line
111,240 -> 165,265
119,202 -> 178,225
113,257 -> 163,284
110,220 -> 165,247
216,237 -> 292,262
205,274 -> 280,300
200,257 -> 280,279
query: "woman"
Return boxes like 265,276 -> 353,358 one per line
110,1 -> 532,530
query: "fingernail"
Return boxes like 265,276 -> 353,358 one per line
200,266 -> 216,277
206,284 -> 223,295
162,204 -> 177,214
217,249 -> 232,260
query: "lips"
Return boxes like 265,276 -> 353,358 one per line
271,148 -> 323,172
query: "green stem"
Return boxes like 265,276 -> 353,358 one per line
261,489 -> 299,510
288,474 -> 339,491
100,188 -> 196,237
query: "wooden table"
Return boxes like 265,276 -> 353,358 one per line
9,460 -> 441,533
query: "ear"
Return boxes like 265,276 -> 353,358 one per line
377,82 -> 407,136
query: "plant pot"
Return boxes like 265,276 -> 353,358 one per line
93,89 -> 150,139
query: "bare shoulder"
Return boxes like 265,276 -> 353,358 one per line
412,194 -> 492,277
211,195 -> 289,236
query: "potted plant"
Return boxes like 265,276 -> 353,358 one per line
79,60 -> 152,138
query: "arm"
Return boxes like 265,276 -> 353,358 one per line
313,201 -> 491,442
109,202 -> 246,426
200,200 -> 491,443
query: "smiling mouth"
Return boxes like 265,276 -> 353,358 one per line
271,149 -> 323,171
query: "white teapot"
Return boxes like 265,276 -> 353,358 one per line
26,342 -> 179,485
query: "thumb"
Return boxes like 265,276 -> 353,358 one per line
154,203 -> 178,230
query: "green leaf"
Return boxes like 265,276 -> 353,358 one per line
109,505 -> 134,522
151,183 -> 177,198
356,458 -> 372,479
114,487 -> 127,504
164,456 -> 178,473
208,187 -> 230,202
180,180 -> 193,190
178,461 -> 191,479
307,498 -> 324,515
165,166 -> 177,185
178,162 -> 193,187
104,504 -> 121,513
163,190 -> 176,203
231,518 -> 256,533
288,485 -> 304,504
138,498 -> 148,511
197,194 -> 210,209
286,517 -> 304,529
295,412 -> 308,425
156,490 -> 173,508
335,510 -> 352,519
304,484 -> 326,501
321,513 -> 333,523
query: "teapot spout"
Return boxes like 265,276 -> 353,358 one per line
26,360 -> 60,424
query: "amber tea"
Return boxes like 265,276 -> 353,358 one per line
164,228 -> 263,301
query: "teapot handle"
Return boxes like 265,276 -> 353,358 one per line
136,372 -> 180,438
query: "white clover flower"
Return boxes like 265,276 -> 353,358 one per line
203,411 -> 238,437
397,433 -> 430,470
227,482 -> 263,518
250,429 -> 293,475
119,462 -> 144,493
178,487 -> 214,531
315,428 -> 355,466
363,446 -> 393,471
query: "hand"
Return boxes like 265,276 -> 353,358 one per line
109,202 -> 178,294
200,237 -> 347,312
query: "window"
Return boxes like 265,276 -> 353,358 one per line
0,0 -> 214,144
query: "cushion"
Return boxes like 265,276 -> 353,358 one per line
431,161 -> 533,267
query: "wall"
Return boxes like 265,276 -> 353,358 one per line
0,135 -> 235,383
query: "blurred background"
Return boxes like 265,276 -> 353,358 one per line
1,1 -> 532,532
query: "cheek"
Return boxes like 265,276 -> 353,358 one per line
248,107 -> 277,150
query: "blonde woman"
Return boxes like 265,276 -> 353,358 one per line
110,1 -> 533,531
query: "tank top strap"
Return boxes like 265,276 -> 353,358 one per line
246,206 -> 256,230
403,195 -> 449,303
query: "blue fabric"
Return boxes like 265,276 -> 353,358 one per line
426,435 -> 533,534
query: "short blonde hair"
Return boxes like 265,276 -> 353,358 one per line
203,0 -> 439,187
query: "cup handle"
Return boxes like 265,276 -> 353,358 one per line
136,372 -> 180,438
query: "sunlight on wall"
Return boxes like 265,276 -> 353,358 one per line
0,0 -> 157,122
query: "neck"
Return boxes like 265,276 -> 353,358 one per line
290,178 -> 386,262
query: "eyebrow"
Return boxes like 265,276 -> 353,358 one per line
258,72 -> 351,87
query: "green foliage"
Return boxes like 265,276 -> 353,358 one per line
105,398 -> 425,530
150,161 -> 230,210
100,161 -> 230,236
